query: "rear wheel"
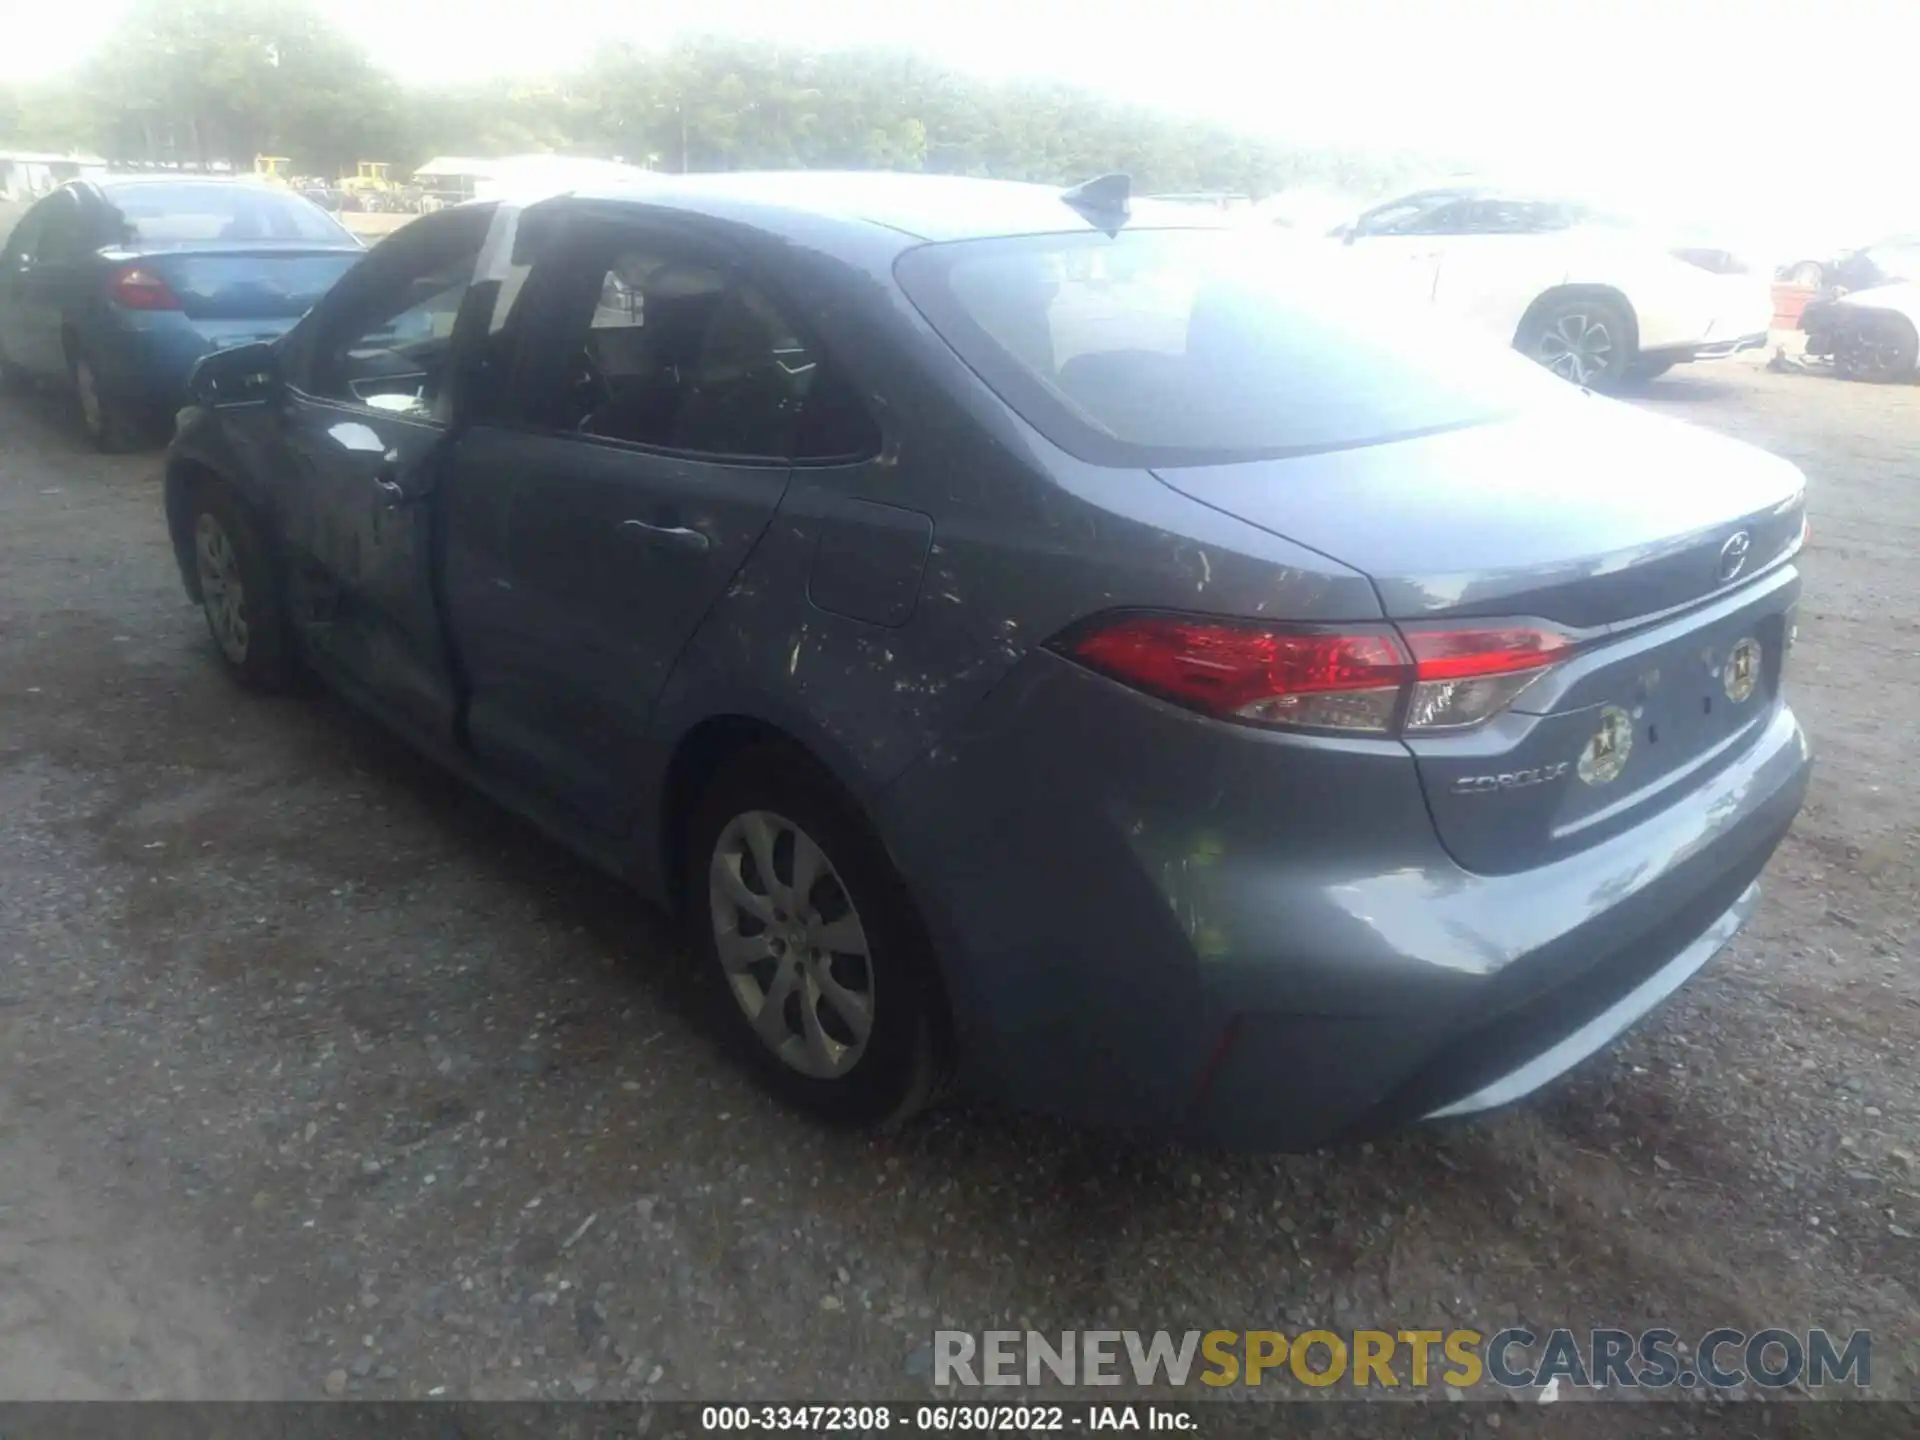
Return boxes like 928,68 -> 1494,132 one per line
1517,294 -> 1635,391
70,350 -> 141,452
687,745 -> 949,1128
189,481 -> 298,692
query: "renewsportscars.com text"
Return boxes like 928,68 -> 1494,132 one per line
933,1327 -> 1872,1392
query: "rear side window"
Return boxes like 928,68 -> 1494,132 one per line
524,233 -> 878,463
895,228 -> 1560,468
98,183 -> 353,245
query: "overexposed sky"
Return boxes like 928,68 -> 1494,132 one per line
8,0 -> 1918,246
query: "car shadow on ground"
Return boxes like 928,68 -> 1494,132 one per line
1613,371 -> 1749,404
271,653 -> 1791,1343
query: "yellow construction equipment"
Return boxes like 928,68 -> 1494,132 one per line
339,160 -> 397,195
252,155 -> 292,186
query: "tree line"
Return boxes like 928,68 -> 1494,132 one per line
0,0 -> 1421,199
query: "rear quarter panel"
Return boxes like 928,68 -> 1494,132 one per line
638,213 -> 1380,892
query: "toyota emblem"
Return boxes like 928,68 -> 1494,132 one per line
1716,531 -> 1752,584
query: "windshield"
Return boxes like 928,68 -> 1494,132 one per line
894,227 -> 1567,468
101,183 -> 355,246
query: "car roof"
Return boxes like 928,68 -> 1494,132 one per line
560,170 -> 1229,244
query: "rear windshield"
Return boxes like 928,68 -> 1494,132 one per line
894,227 -> 1565,467
101,183 -> 354,245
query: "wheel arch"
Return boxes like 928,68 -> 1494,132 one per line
164,455 -> 224,601
655,709 -> 961,1068
163,451 -> 271,604
655,711 -> 882,919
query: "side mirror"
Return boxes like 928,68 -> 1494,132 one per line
188,341 -> 280,407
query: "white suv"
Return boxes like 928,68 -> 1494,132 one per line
1332,188 -> 1774,389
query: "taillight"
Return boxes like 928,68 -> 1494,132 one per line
1400,625 -> 1573,730
108,265 -> 181,310
1064,615 -> 1408,731
1057,614 -> 1573,735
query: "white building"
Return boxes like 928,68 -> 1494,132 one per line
0,150 -> 109,201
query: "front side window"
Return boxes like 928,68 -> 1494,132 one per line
895,227 -> 1564,468
307,217 -> 486,418
1355,195 -> 1464,237
529,232 -> 874,463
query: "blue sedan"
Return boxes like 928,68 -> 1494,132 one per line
0,175 -> 365,449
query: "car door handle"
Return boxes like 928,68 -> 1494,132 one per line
373,450 -> 430,508
620,519 -> 710,554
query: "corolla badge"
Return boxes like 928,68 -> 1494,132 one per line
1724,637 -> 1762,703
1716,530 -> 1753,584
1450,761 -> 1570,795
1578,706 -> 1635,786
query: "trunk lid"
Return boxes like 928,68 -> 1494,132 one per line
1151,396 -> 1804,629
1153,398 -> 1807,873
114,245 -> 365,321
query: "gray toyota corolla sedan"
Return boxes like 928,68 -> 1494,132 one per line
162,172 -> 1811,1149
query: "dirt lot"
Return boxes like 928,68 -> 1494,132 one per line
0,353 -> 1915,1417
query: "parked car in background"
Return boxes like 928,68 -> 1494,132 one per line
1332,186 -> 1773,389
1801,281 -> 1920,381
0,176 -> 365,448
1779,233 -> 1920,294
162,172 -> 1809,1149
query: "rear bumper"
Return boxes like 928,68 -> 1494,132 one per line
83,314 -> 293,405
878,653 -> 1810,1151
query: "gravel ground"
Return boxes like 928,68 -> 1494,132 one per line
0,354 -> 1914,1415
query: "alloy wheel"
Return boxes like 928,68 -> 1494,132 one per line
1535,312 -> 1615,386
708,809 -> 875,1079
194,513 -> 251,664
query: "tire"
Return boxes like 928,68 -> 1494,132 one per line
186,479 -> 299,692
1834,313 -> 1919,383
686,744 -> 950,1128
69,349 -> 140,452
1517,294 -> 1636,391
